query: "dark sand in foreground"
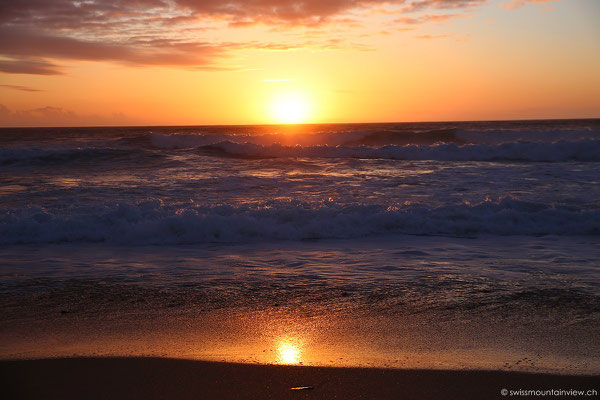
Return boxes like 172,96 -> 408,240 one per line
1,358 -> 598,400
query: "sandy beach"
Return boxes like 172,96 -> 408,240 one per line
2,357 -> 599,400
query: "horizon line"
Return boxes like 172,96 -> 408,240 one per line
1,116 -> 599,130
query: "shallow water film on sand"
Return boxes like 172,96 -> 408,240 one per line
1,120 -> 599,373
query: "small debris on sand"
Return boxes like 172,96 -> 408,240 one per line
290,386 -> 314,391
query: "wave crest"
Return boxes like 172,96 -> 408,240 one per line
195,139 -> 600,162
147,127 -> 600,149
2,197 -> 598,244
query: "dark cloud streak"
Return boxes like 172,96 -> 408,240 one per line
0,84 -> 44,92
0,58 -> 63,75
0,103 -> 139,127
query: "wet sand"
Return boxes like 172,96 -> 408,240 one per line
2,357 -> 598,400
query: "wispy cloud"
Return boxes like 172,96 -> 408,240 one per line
1,1 -> 486,30
399,0 -> 487,14
0,84 -> 44,92
0,26 -> 228,69
416,34 -> 454,39
0,58 -> 63,75
414,34 -> 470,42
395,13 -> 471,25
501,0 -> 560,10
0,104 -> 138,127
0,0 -> 491,75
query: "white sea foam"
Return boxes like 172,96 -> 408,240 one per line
1,197 -> 598,244
199,139 -> 600,162
454,129 -> 599,145
148,133 -> 236,148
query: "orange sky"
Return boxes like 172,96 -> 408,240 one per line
0,0 -> 599,126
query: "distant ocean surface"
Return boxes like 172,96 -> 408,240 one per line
1,119 -> 600,243
1,119 -> 599,372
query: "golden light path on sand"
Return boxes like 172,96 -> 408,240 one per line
2,308 -> 599,375
276,341 -> 302,365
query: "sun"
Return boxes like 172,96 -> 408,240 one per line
269,92 -> 311,124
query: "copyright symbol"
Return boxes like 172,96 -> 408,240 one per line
501,388 -> 508,396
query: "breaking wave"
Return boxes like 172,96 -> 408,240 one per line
147,127 -> 600,148
1,197 -> 598,244
195,139 -> 600,162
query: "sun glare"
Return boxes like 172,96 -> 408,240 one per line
269,92 -> 311,124
277,342 -> 302,365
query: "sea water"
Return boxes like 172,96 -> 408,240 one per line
1,120 -> 599,373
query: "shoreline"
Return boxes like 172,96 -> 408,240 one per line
2,357 -> 598,400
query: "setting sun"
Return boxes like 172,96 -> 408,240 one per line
269,92 -> 311,124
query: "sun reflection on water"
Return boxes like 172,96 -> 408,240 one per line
276,339 -> 303,365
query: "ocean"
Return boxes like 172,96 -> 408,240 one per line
1,119 -> 599,373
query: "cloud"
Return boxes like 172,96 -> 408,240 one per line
0,0 -> 230,74
0,0 -> 489,75
178,1 -> 488,24
0,0 -> 487,27
0,84 -> 44,92
415,34 -> 455,39
416,34 -> 470,42
178,0 -> 374,25
501,0 -> 560,10
415,33 -> 472,43
0,58 -> 62,75
398,0 -> 487,13
0,26 -> 227,69
395,13 -> 470,25
0,104 -> 139,127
